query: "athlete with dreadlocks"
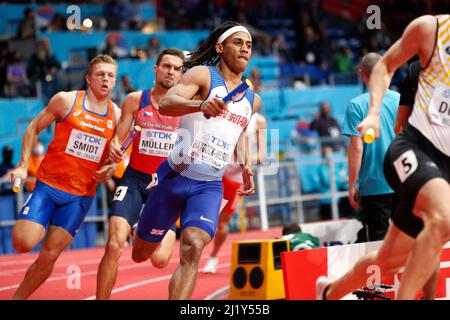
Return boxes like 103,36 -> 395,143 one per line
131,21 -> 261,299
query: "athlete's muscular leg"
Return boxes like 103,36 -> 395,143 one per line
397,178 -> 450,299
422,262 -> 440,300
150,229 -> 177,268
132,233 -> 162,263
169,227 -> 211,299
13,220 -> 46,253
326,224 -> 415,300
96,216 -> 131,299
13,226 -> 73,299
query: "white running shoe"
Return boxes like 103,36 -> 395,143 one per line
315,276 -> 331,300
201,257 -> 218,273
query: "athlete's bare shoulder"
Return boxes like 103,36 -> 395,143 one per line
410,15 -> 437,38
125,90 -> 143,104
413,14 -> 438,27
181,65 -> 210,84
169,65 -> 211,100
56,90 -> 77,103
402,15 -> 438,66
46,90 -> 78,120
120,90 -> 142,115
383,15 -> 438,70
186,65 -> 210,74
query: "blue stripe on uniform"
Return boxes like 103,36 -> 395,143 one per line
139,89 -> 150,110
208,66 -> 225,88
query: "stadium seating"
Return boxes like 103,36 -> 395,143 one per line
0,194 -> 16,254
0,3 -> 156,36
296,152 -> 323,194
0,0 -> 370,251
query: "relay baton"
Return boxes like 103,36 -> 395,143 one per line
121,125 -> 141,152
204,79 -> 251,119
12,177 -> 22,193
363,128 -> 375,144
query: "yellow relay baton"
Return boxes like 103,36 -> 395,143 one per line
12,177 -> 22,193
363,128 -> 376,144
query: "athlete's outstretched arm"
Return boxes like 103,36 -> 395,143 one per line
358,15 -> 436,138
159,66 -> 207,116
10,91 -> 73,184
160,66 -> 226,117
108,92 -> 139,163
95,103 -> 123,182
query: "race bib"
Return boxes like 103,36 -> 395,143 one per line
139,128 -> 177,157
428,85 -> 450,126
188,131 -> 233,169
393,149 -> 418,183
65,129 -> 107,163
113,186 -> 128,201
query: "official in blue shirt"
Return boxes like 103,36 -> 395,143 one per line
342,52 -> 399,241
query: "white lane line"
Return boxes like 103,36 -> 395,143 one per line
0,241 -> 232,269
0,258 -> 116,276
83,263 -> 231,300
204,285 -> 230,300
0,259 -> 37,267
84,275 -> 173,300
0,263 -> 134,292
0,250 -> 231,292
0,250 -> 104,267
0,235 -> 240,268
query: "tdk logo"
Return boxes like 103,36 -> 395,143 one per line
146,131 -> 173,139
211,136 -> 231,150
76,132 -> 102,144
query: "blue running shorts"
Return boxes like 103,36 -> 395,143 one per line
137,160 -> 223,242
17,180 -> 95,236
110,166 -> 176,233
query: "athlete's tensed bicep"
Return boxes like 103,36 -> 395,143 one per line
165,66 -> 210,100
381,15 -> 436,75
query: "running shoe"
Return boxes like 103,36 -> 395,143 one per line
201,257 -> 218,273
316,276 -> 331,300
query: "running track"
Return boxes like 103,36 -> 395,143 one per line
0,227 -> 281,300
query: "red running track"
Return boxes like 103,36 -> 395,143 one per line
0,227 -> 281,300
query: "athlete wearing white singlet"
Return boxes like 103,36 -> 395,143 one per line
132,21 -> 260,300
383,14 -> 450,238
137,66 -> 255,241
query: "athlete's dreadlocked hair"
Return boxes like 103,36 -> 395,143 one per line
184,21 -> 241,69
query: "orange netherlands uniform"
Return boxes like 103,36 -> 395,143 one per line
37,90 -> 116,196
